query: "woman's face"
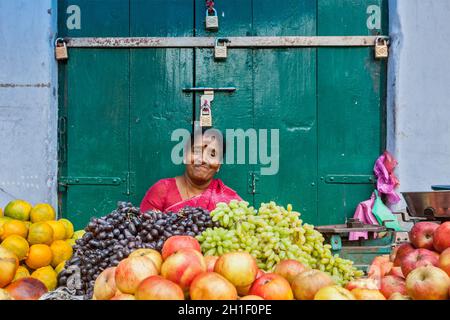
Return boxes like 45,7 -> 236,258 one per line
185,136 -> 222,184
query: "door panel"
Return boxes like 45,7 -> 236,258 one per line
63,50 -> 130,229
317,0 -> 388,224
252,0 -> 318,221
195,49 -> 255,201
129,0 -> 194,206
253,49 -> 317,222
129,49 -> 194,205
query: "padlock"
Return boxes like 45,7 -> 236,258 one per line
200,103 -> 213,127
205,8 -> 219,31
214,38 -> 228,60
55,38 -> 68,61
375,37 -> 389,59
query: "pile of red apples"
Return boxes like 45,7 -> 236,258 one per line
363,221 -> 450,300
90,235 -> 375,300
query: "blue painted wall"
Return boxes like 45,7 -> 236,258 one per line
0,0 -> 58,209
388,0 -> 450,211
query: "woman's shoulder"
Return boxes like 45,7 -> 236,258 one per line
153,177 -> 177,188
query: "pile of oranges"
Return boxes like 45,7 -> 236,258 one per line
0,200 -> 78,291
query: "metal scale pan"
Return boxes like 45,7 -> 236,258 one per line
401,191 -> 450,222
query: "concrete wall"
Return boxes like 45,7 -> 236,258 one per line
388,0 -> 450,210
0,0 -> 58,209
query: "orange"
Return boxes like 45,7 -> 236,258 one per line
0,217 -> 12,229
25,244 -> 52,270
31,266 -> 57,291
30,204 -> 55,223
46,221 -> 66,241
4,200 -> 32,221
1,235 -> 29,261
0,220 -> 28,241
58,219 -> 74,239
13,265 -> 30,281
50,240 -> 73,268
27,222 -> 53,245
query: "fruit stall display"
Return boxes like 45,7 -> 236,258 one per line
89,237 -> 367,300
58,203 -> 219,298
363,221 -> 450,300
2,198 -> 450,300
0,200 -> 84,300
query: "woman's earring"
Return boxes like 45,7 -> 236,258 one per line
216,168 -> 220,173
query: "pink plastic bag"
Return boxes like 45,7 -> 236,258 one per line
349,192 -> 379,241
374,151 -> 401,204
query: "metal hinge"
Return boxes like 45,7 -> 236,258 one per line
247,171 -> 260,194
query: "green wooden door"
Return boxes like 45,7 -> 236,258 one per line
58,0 -> 388,229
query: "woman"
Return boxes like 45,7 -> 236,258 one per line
140,131 -> 242,213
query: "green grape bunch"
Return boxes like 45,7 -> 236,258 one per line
196,200 -> 364,285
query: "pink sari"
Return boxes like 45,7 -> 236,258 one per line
140,178 -> 242,213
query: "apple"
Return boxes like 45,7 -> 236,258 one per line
5,277 -> 47,300
236,284 -> 252,297
0,246 -> 19,288
110,293 -> 135,300
393,243 -> 415,267
380,275 -> 407,299
433,222 -> 450,253
368,255 -> 392,281
129,249 -> 163,273
438,247 -> 450,276
345,278 -> 379,291
409,222 -> 439,250
387,266 -> 404,278
204,256 -> 219,272
161,235 -> 201,260
161,248 -> 206,292
314,286 -> 355,300
235,269 -> 265,296
115,256 -> 158,294
273,259 -> 308,284
388,292 -> 411,300
93,267 -> 117,300
351,288 -> 386,300
406,266 -> 450,300
291,270 -> 334,300
389,245 -> 399,262
214,252 -> 258,287
240,295 -> 264,300
248,273 -> 293,300
400,248 -> 440,277
190,272 -> 238,300
135,275 -> 184,300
